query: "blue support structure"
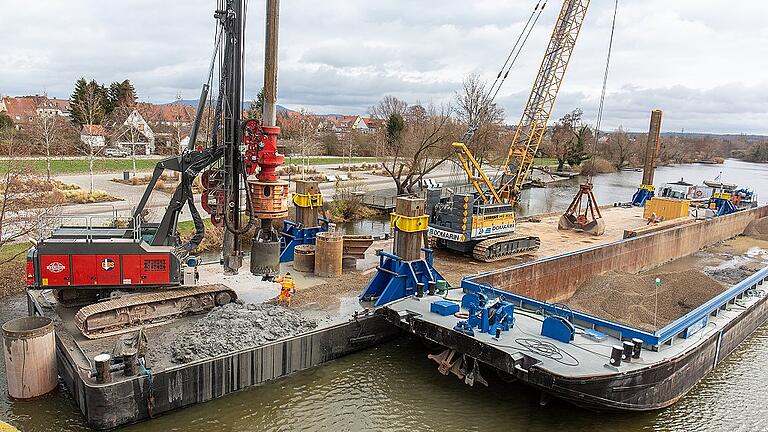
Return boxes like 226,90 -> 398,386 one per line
631,186 -> 654,207
278,220 -> 328,263
462,265 -> 768,347
360,248 -> 445,307
711,197 -> 738,216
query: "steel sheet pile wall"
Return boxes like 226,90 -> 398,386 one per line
472,206 -> 768,303
37,303 -> 398,430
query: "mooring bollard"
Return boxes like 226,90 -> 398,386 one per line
94,354 -> 112,384
123,349 -> 138,377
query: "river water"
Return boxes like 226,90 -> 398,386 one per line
2,160 -> 768,431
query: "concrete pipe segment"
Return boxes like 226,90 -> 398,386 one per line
2,316 -> 58,399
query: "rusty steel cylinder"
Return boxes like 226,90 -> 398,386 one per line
2,316 -> 58,399
314,232 -> 343,278
293,244 -> 316,273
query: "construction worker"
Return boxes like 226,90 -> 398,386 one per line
275,272 -> 296,306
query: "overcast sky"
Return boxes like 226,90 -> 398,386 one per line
2,0 -> 767,134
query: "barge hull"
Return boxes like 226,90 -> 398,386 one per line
383,274 -> 767,411
28,293 -> 399,430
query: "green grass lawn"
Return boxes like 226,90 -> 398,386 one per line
4,158 -> 160,175
534,157 -> 559,166
3,156 -> 378,175
0,242 -> 30,264
176,217 -> 216,236
284,156 -> 376,166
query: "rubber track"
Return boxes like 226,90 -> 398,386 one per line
74,285 -> 237,339
472,235 -> 541,262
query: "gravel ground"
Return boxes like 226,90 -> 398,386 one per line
165,303 -> 318,364
564,269 -> 726,332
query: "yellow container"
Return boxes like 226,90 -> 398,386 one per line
643,197 -> 690,221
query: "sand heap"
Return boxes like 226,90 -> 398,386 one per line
170,303 -> 318,364
564,270 -> 726,332
744,216 -> 768,242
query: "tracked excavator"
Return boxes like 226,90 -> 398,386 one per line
427,0 -> 590,262
25,0 -> 284,339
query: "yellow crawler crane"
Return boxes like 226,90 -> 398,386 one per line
427,0 -> 590,262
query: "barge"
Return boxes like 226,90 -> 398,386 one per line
24,265 -> 400,430
380,206 -> 768,411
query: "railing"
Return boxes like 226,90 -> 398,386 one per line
38,205 -> 142,242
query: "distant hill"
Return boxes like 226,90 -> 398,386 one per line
168,99 -> 294,113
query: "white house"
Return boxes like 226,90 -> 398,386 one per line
80,124 -> 106,148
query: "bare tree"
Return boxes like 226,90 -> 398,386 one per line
0,127 -> 54,264
454,74 -> 505,165
73,84 -> 106,193
376,99 -> 458,194
370,95 -> 408,121
601,126 -> 636,169
280,109 -> 322,178
31,105 -> 62,182
119,110 -> 152,176
543,108 -> 592,171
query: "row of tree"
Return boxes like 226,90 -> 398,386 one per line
70,78 -> 137,126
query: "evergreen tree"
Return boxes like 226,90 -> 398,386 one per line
386,112 -> 405,145
245,88 -> 264,119
70,78 -> 107,127
108,80 -> 137,109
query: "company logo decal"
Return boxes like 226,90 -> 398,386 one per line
46,261 -> 66,273
101,258 -> 116,271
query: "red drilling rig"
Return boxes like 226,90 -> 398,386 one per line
25,0 -> 289,338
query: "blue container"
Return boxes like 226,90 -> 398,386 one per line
430,300 -> 460,316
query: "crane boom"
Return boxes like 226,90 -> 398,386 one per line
499,0 -> 590,203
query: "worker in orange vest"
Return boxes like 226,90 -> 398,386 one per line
275,272 -> 296,306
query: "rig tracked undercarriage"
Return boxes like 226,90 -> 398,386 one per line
72,285 -> 236,339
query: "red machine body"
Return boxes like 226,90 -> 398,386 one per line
29,248 -> 174,289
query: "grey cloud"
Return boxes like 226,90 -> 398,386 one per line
1,0 -> 766,134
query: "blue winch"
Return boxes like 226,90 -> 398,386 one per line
454,293 -> 515,337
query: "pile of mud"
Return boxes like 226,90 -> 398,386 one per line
744,216 -> 768,242
169,303 -> 318,363
564,270 -> 726,332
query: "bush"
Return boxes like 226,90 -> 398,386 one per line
579,157 -> 616,176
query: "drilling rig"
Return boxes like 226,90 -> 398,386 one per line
427,0 -> 591,262
25,0 -> 288,338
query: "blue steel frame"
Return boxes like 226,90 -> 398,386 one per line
631,187 -> 654,207
360,248 -> 445,307
279,220 -> 328,263
462,266 -> 768,347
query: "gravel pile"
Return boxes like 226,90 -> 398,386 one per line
170,303 -> 318,364
564,270 -> 726,332
705,264 -> 760,285
745,217 -> 768,241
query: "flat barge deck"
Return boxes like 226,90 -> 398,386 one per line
381,206 -> 768,411
383,266 -> 767,410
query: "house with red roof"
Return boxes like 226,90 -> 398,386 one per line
0,95 -> 70,130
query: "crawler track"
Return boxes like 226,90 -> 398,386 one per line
472,235 -> 540,262
74,285 -> 237,339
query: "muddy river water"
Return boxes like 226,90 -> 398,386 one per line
2,160 -> 768,431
